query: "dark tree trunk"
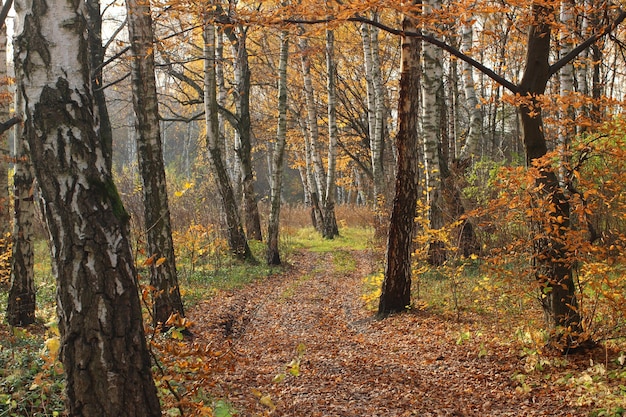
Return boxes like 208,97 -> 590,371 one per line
6,105 -> 35,327
378,10 -> 420,317
519,4 -> 582,346
126,0 -> 185,326
14,1 -> 161,414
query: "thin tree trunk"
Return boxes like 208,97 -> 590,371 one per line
14,0 -> 161,413
458,22 -> 483,161
360,17 -> 386,219
126,0 -> 184,326
0,5 -> 8,237
323,28 -> 339,239
267,31 -> 289,265
298,34 -> 327,228
422,0 -> 446,265
204,15 -> 253,261
378,8 -> 420,317
6,90 -> 35,327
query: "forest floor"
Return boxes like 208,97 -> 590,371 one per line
183,247 -> 615,417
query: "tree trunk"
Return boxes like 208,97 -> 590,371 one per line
0,5 -> 8,237
519,3 -> 582,347
126,0 -> 184,326
86,0 -> 113,172
458,21 -> 483,161
323,28 -> 339,239
13,0 -> 161,413
204,16 -> 253,261
6,90 -> 35,327
267,31 -> 289,265
360,16 -> 386,227
378,9 -> 420,317
422,0 -> 446,266
299,34 -> 327,232
224,22 -> 263,241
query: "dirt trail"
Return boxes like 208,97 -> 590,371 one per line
189,249 -> 590,417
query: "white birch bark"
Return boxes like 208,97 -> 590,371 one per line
323,28 -> 339,239
458,21 -> 483,161
559,0 -> 575,189
267,30 -> 289,265
421,0 -> 444,229
13,0 -> 161,412
360,17 -> 385,204
0,8 -> 8,235
298,35 -> 327,208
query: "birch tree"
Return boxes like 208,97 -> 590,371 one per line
204,12 -> 253,261
126,0 -> 185,326
13,0 -> 161,413
299,34 -> 327,231
421,0 -> 446,265
267,30 -> 289,265
323,27 -> 339,239
360,16 -> 386,212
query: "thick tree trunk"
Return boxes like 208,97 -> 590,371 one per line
378,10 -> 420,317
204,18 -> 253,261
13,0 -> 161,414
520,4 -> 582,347
6,91 -> 35,327
126,0 -> 184,326
267,31 -> 289,265
323,28 -> 339,239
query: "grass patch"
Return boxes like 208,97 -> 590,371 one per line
285,226 -> 374,253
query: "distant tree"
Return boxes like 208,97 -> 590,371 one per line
126,0 -> 185,325
323,27 -> 339,239
267,30 -> 289,265
13,0 -> 161,413
204,9 -> 253,261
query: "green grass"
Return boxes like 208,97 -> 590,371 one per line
285,226 -> 374,253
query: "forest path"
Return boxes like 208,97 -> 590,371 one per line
188,248 -> 589,417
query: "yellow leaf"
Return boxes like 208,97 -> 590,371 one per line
44,337 -> 61,359
259,394 -> 275,410
155,257 -> 167,267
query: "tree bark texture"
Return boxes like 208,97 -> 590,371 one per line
86,0 -> 113,172
224,23 -> 263,241
7,90 -> 35,327
378,10 -> 420,317
299,35 -> 328,226
126,0 -> 184,325
267,31 -> 289,265
204,18 -> 252,261
323,28 -> 339,239
13,0 -> 161,414
0,5 -> 9,236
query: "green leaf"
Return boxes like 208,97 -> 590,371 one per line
214,399 -> 236,417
